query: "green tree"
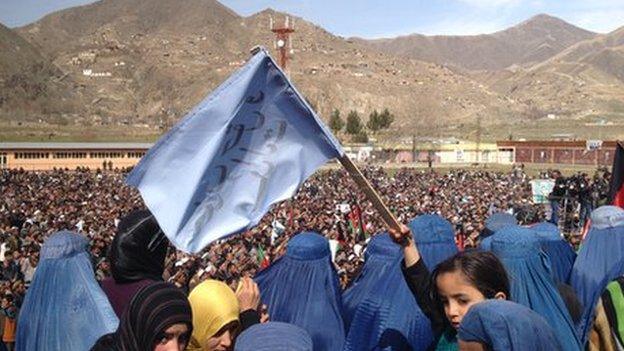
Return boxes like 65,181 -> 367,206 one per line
346,110 -> 363,135
353,130 -> 369,143
367,110 -> 381,132
329,109 -> 345,134
379,108 -> 395,129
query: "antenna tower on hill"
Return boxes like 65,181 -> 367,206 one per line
269,15 -> 295,70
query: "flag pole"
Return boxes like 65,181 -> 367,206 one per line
338,154 -> 402,232
253,46 -> 402,232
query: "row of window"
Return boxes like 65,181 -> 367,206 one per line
13,151 -> 146,160
15,153 -> 49,159
90,152 -> 125,159
54,152 -> 87,159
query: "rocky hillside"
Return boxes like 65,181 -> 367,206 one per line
358,14 -> 596,71
474,26 -> 624,121
0,23 -> 86,121
1,1 -> 621,141
10,0 -> 524,133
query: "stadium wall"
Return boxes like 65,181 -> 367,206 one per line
496,140 -> 617,166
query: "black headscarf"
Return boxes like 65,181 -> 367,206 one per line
109,209 -> 169,283
91,282 -> 193,351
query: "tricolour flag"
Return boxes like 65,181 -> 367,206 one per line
609,142 -> 624,208
127,48 -> 344,253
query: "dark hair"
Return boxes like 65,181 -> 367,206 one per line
431,250 -> 510,300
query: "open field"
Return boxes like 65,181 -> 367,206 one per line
0,121 -> 162,142
324,161 -> 600,177
3,118 -> 623,144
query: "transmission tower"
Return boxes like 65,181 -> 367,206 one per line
270,16 -> 295,70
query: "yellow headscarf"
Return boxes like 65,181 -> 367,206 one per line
187,280 -> 240,351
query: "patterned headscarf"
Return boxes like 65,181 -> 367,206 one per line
115,282 -> 192,351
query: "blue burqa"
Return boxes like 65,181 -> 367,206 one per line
342,233 -> 434,350
491,226 -> 581,351
458,300 -> 562,350
254,232 -> 345,351
570,206 -> 624,344
531,222 -> 576,285
479,212 -> 518,250
408,214 -> 458,270
235,322 -> 313,351
16,231 -> 118,351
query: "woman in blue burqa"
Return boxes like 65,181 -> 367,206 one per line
16,231 -> 118,351
570,205 -> 624,344
254,232 -> 345,351
530,222 -> 576,285
457,300 -> 561,350
478,212 -> 517,250
490,225 -> 581,351
342,233 -> 434,350
408,215 -> 458,270
234,322 -> 313,351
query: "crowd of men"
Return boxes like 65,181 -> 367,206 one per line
0,165 -> 612,348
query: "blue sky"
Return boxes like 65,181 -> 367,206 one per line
1,0 -> 623,38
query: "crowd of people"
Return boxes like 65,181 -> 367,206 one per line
0,166 -> 541,293
0,165 -> 622,350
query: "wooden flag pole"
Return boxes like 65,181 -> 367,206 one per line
338,154 -> 402,232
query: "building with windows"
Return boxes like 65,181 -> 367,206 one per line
0,140 -> 618,170
496,140 -> 618,166
0,143 -> 151,170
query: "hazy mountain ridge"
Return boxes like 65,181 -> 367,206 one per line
357,14 -> 597,71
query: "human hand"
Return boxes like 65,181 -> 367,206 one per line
236,276 -> 261,312
388,224 -> 412,246
260,304 -> 270,323
388,224 -> 420,267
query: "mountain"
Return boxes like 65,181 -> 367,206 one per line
18,0 -> 241,54
358,14 -> 596,71
475,26 -> 624,122
15,0 -> 246,125
4,2 -> 623,141
0,23 -> 85,121
10,0 -> 525,134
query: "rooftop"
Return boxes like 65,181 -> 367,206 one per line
0,142 -> 153,150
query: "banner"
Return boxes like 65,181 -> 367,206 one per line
127,48 -> 344,253
530,179 -> 555,204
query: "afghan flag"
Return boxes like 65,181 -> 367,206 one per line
348,205 -> 367,241
256,246 -> 270,269
609,141 -> 624,208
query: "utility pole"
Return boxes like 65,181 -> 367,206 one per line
412,134 -> 416,163
270,16 -> 295,70
475,114 -> 482,164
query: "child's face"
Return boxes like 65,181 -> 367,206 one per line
458,340 -> 488,351
436,271 -> 486,329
